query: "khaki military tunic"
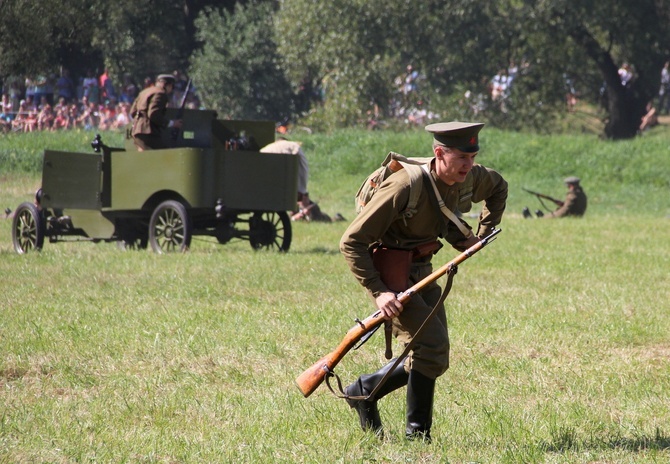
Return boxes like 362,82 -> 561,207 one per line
340,162 -> 507,379
550,187 -> 587,217
129,86 -> 171,150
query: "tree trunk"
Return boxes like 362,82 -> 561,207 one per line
567,23 -> 645,139
604,85 -> 645,140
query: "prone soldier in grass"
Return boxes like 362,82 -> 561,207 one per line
339,122 -> 508,440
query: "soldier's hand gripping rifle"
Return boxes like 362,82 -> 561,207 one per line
522,187 -> 564,210
170,79 -> 192,141
295,228 -> 502,398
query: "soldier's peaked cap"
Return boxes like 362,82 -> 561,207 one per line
425,121 -> 484,153
156,74 -> 176,83
564,176 -> 581,184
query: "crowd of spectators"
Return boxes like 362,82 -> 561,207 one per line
0,69 -> 199,134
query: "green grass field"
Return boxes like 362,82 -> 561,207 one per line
1,125 -> 669,463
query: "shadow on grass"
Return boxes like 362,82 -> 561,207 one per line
541,426 -> 670,453
293,246 -> 341,255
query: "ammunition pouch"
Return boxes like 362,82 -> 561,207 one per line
372,241 -> 442,293
372,246 -> 412,293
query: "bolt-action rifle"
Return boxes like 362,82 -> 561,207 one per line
170,79 -> 192,141
295,228 -> 502,398
522,187 -> 564,210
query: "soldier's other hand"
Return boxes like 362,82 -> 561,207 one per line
454,234 -> 481,252
171,119 -> 183,129
376,291 -> 403,320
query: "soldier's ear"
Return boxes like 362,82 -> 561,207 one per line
434,146 -> 448,158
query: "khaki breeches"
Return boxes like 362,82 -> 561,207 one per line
391,263 -> 450,380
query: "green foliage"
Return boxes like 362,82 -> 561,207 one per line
0,1 -> 234,92
0,1 -> 100,77
95,0 -> 191,79
275,0 -> 670,136
275,0 -> 440,129
2,0 -> 669,138
521,0 -> 670,137
189,2 -> 295,121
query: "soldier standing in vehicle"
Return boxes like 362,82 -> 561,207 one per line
339,122 -> 508,441
129,74 -> 182,151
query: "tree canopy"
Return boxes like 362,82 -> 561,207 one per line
1,0 -> 668,138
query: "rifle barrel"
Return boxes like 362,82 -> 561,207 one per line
523,188 -> 562,205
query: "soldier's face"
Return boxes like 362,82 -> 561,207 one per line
434,146 -> 478,185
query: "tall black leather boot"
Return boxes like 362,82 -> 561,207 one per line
405,370 -> 436,442
344,359 -> 409,433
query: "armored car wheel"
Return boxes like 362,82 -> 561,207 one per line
149,200 -> 192,253
12,202 -> 45,254
248,211 -> 291,252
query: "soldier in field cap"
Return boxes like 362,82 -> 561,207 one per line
426,121 -> 485,152
129,73 -> 183,150
339,121 -> 507,441
523,176 -> 587,219
546,176 -> 587,218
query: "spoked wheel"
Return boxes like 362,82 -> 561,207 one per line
248,211 -> 292,252
149,200 -> 192,254
12,202 -> 45,254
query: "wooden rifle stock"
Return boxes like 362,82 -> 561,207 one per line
295,228 -> 502,398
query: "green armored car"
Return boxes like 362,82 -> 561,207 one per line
11,109 -> 299,254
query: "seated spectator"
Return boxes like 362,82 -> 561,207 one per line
112,102 -> 131,129
97,100 -> 117,131
11,101 -> 29,132
0,95 -> 11,133
37,104 -> 55,131
23,107 -> 38,132
52,106 -> 70,130
639,102 -> 658,133
54,96 -> 68,114
23,96 -> 37,112
77,101 -> 99,130
1,94 -> 14,123
68,104 -> 80,128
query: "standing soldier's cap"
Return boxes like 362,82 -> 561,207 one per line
564,176 -> 581,185
156,74 -> 176,84
425,121 -> 485,153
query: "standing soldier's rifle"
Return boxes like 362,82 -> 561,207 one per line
522,187 -> 564,211
295,228 -> 502,398
170,79 -> 192,141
